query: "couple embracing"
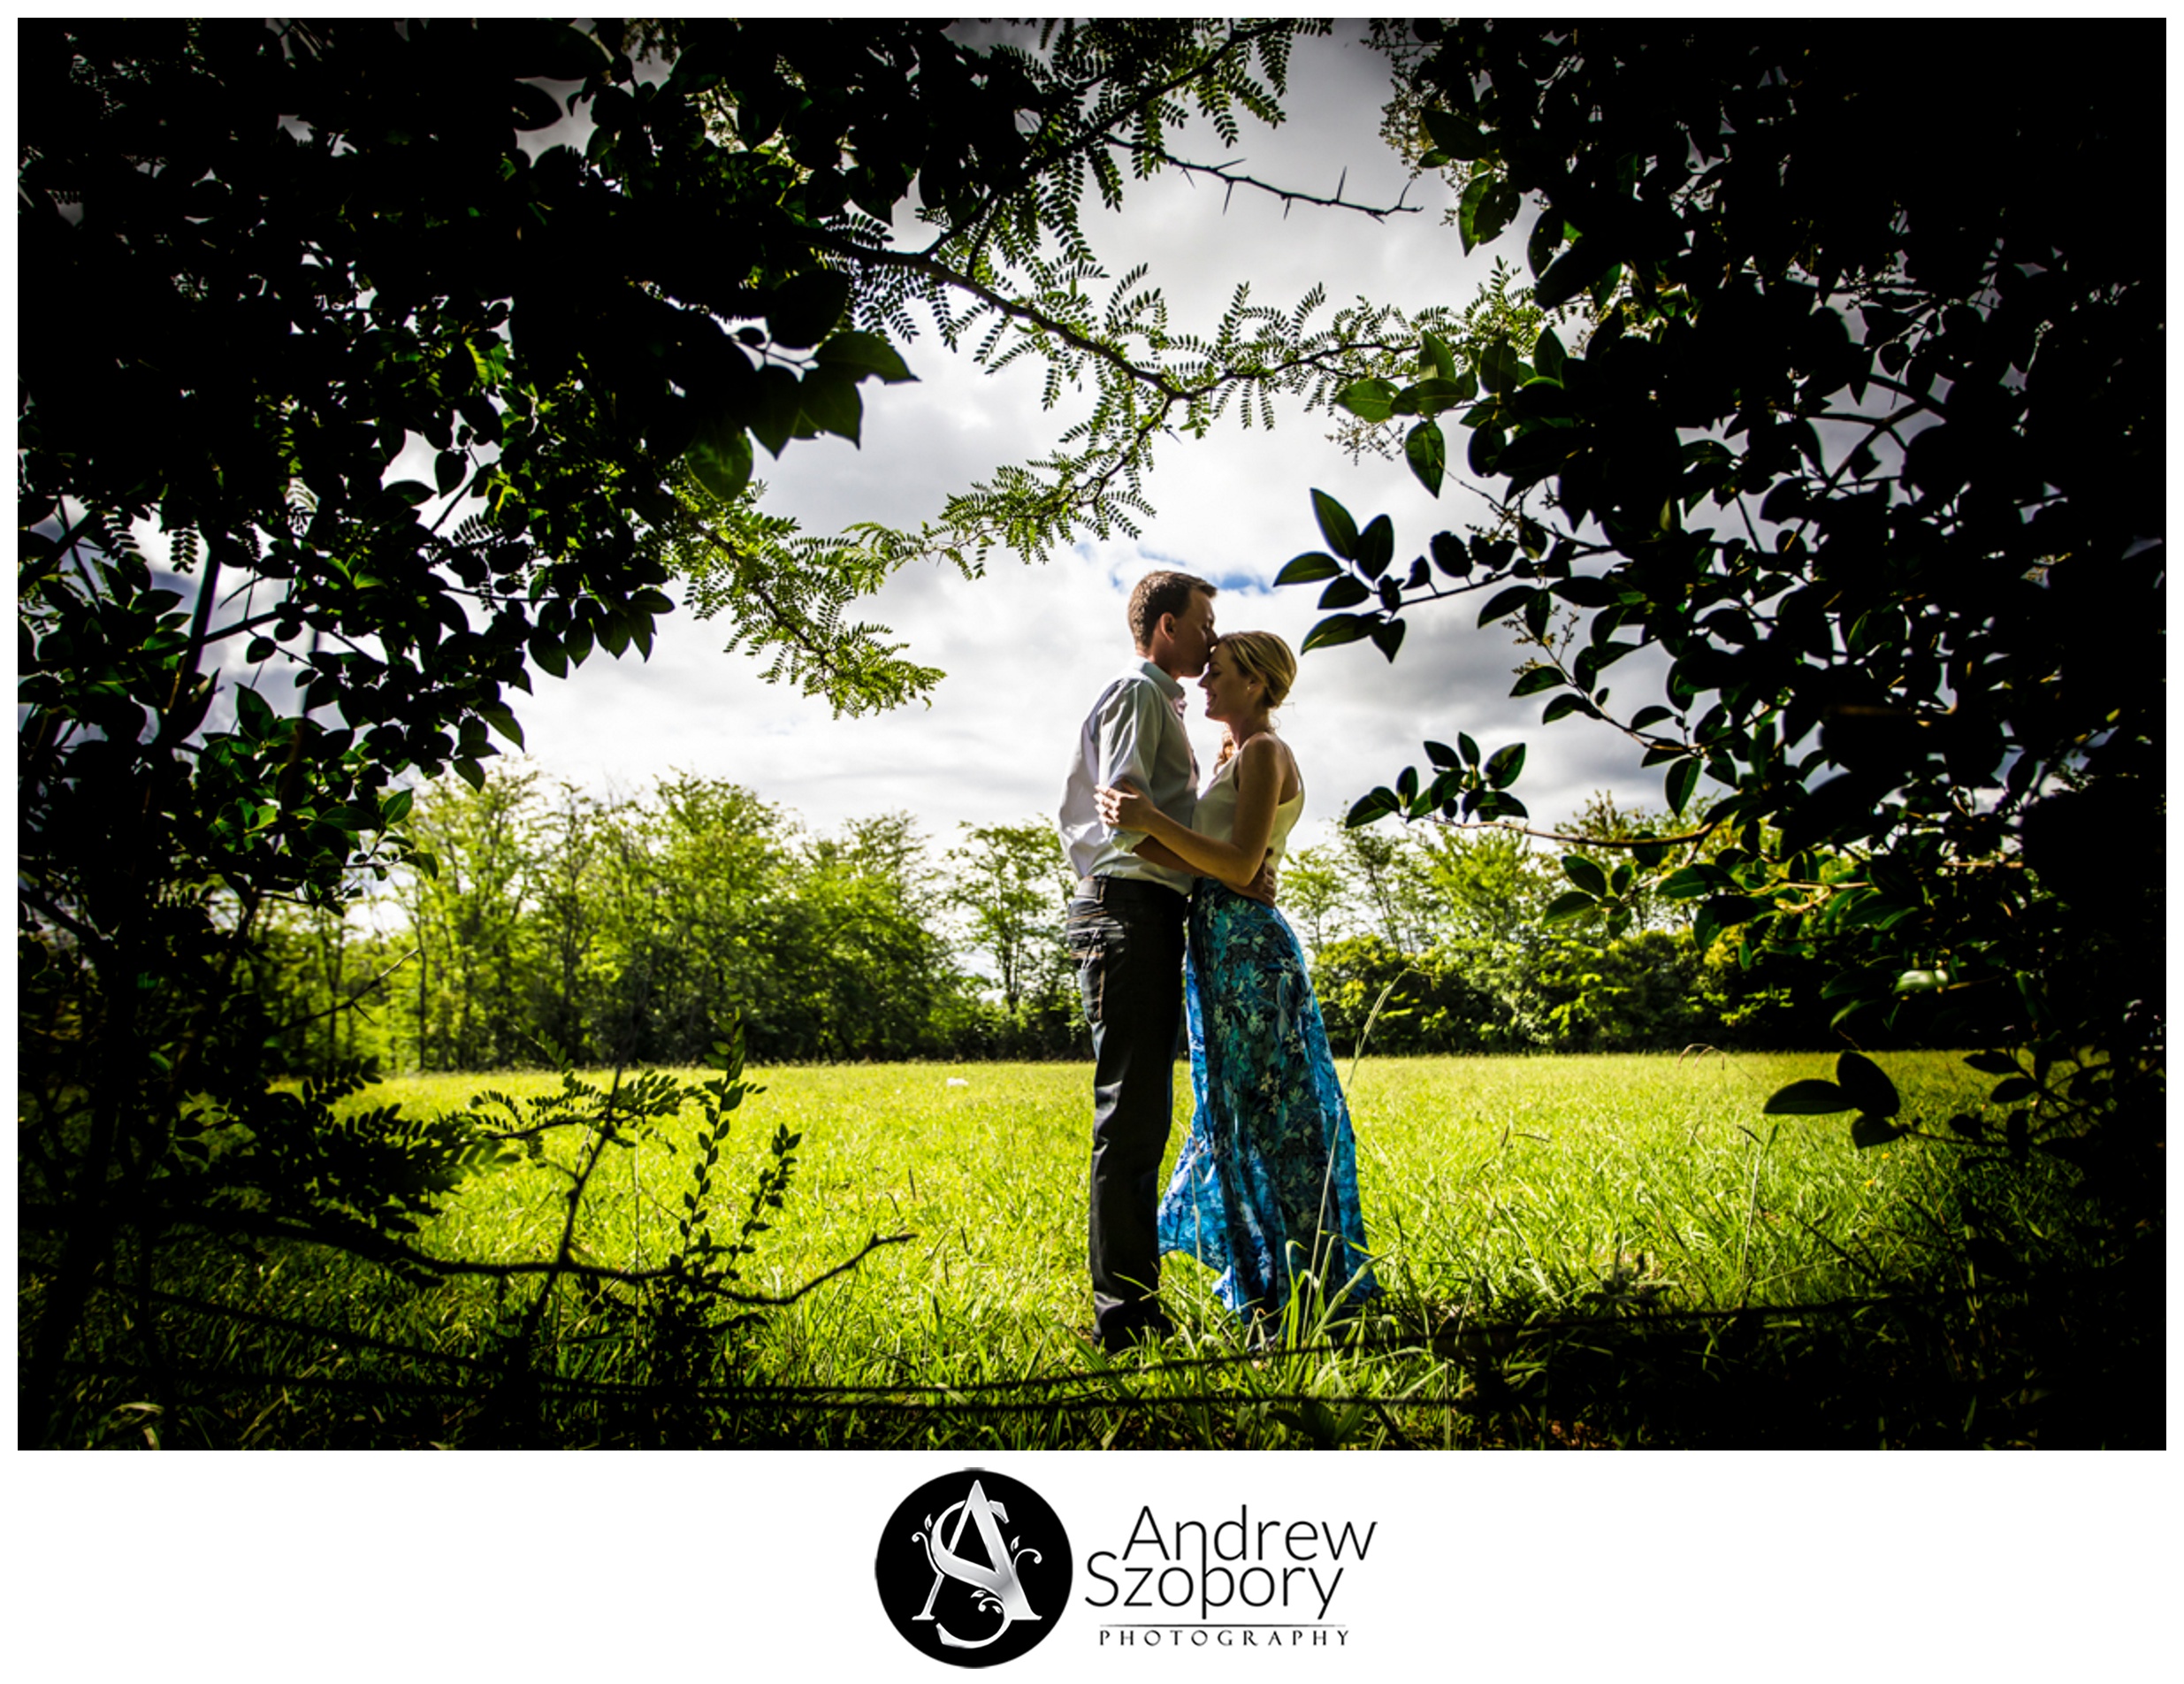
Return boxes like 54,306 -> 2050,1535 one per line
1058,570 -> 1378,1353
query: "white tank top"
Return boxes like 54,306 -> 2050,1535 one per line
1192,742 -> 1306,871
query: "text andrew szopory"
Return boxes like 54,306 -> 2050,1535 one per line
1083,1506 -> 1378,1624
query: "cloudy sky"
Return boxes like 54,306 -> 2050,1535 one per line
489,26 -> 1670,849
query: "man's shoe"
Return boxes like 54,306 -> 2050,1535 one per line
1096,1316 -> 1172,1355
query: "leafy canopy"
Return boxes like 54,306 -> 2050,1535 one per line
13,17 -> 1355,1438
1277,22 -> 2162,1186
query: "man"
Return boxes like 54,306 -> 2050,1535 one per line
1058,570 -> 1249,1351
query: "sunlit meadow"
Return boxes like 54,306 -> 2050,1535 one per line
405,1051 -> 1995,1352
73,1048 -> 2113,1449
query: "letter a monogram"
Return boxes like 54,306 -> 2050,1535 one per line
878,1469 -> 1071,1665
915,1478 -> 1043,1650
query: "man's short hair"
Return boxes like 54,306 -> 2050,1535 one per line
1127,570 -> 1216,652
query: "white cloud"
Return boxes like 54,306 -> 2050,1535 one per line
506,31 -> 1671,842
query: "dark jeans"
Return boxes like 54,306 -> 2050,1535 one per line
1065,875 -> 1187,1344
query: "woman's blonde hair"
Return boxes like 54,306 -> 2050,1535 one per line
1215,630 -> 1296,708
1210,630 -> 1297,766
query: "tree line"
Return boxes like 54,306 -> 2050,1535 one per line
239,767 -> 1048,1068
240,766 -> 1850,1073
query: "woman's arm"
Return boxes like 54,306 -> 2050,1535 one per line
1101,736 -> 1283,892
1131,834 -> 1281,907
1130,836 -> 1195,876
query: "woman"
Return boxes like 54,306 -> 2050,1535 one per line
1096,631 -> 1378,1330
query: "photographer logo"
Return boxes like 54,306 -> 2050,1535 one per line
874,1469 -> 1073,1667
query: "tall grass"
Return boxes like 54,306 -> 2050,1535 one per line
43,1053 -> 2153,1448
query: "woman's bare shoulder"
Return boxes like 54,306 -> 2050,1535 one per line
1241,731 -> 1302,801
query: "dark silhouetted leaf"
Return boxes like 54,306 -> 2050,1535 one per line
478,706 -> 525,750
1430,532 -> 1470,576
1474,178 -> 1520,249
1338,378 -> 1399,422
1478,337 -> 1523,394
795,367 -> 863,442
1551,573 -> 1619,608
1834,1051 -> 1899,1118
1485,742 -> 1525,788
1765,1079 -> 1852,1115
1401,376 -> 1470,415
1275,552 -> 1341,586
749,364 -> 804,457
1661,863 -> 1733,899
1534,325 -> 1567,381
686,415 -> 754,502
1477,585 -> 1538,627
1850,1114 -> 1905,1150
1311,489 -> 1360,559
1406,419 -> 1446,496
1562,854 -> 1608,897
1301,613 -> 1372,654
1534,236 -> 1617,311
813,330 -> 917,384
1347,787 -> 1400,826
763,270 -> 851,350
510,81 -> 565,131
1665,755 -> 1700,815
1457,173 -> 1493,253
1422,108 -> 1487,161
1527,206 -> 1562,278
1355,514 -> 1395,578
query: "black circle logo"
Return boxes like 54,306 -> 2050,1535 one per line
874,1468 -> 1073,1666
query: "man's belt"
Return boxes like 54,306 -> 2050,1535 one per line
1074,875 -> 1187,906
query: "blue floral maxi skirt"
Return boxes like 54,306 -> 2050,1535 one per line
1156,883 -> 1378,1318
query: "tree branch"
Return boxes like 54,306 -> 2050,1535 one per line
684,514 -> 865,674
916,19 -> 1308,264
267,945 -> 419,1035
268,1213 -> 920,1307
830,234 -> 1190,398
1108,140 -> 1422,220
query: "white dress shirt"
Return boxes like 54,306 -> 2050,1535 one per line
1058,659 -> 1200,893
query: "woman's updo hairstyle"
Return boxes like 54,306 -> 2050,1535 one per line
1210,631 -> 1297,769
1214,630 -> 1296,710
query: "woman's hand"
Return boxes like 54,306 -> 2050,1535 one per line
1096,779 -> 1153,831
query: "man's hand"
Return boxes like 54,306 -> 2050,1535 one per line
1095,779 -> 1152,831
1238,855 -> 1279,907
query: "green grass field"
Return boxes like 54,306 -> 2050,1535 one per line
55,1049 -> 2148,1450
382,1050 -> 2056,1326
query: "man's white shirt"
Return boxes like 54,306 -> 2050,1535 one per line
1058,659 -> 1200,894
